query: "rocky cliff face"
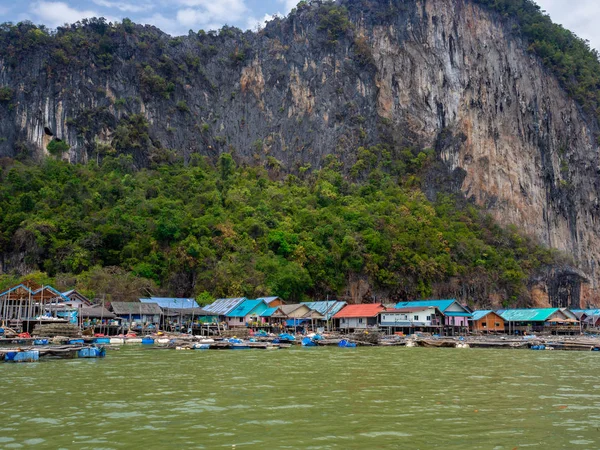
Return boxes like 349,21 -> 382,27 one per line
0,0 -> 599,306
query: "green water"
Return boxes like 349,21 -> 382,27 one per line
1,346 -> 600,449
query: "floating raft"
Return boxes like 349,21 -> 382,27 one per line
0,345 -> 106,362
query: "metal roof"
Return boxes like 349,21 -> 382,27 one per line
226,299 -> 267,317
162,307 -> 215,317
81,305 -> 116,319
573,309 -> 600,316
499,308 -> 561,322
203,297 -> 246,315
111,302 -> 162,315
256,296 -> 281,305
140,297 -> 199,309
395,299 -> 458,312
302,301 -> 347,320
333,304 -> 385,318
470,310 -> 499,321
385,307 -> 437,314
260,307 -> 279,317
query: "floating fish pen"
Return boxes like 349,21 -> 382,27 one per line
0,344 -> 107,362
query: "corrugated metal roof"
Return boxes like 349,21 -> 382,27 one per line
203,297 -> 246,315
162,307 -> 215,317
111,301 -> 162,315
260,307 -> 279,317
81,305 -> 116,319
395,299 -> 457,312
470,310 -> 496,321
333,304 -> 385,318
226,299 -> 267,317
140,297 -> 199,309
303,301 -> 347,320
499,308 -> 560,322
574,309 -> 600,316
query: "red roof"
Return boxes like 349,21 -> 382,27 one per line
333,304 -> 385,318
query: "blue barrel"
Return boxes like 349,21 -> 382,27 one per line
34,339 -> 49,346
141,337 -> 155,345
338,339 -> 348,347
78,347 -> 106,358
94,337 -> 110,344
69,339 -> 84,345
6,350 -> 39,362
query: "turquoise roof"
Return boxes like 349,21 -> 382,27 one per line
470,310 -> 496,321
395,299 -> 457,312
260,307 -> 279,317
226,299 -> 267,318
499,308 -> 560,322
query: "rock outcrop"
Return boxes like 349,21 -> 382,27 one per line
0,0 -> 599,306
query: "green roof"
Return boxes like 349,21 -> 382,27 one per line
499,308 -> 560,322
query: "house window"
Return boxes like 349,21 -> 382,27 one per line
426,315 -> 431,321
358,318 -> 363,324
414,315 -> 419,321
495,323 -> 500,327
240,317 -> 244,323
341,318 -> 345,324
482,323 -> 487,328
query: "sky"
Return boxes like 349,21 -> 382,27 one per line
0,0 -> 598,52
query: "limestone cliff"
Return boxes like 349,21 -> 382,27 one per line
0,0 -> 599,306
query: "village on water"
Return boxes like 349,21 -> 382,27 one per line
1,279 -> 600,362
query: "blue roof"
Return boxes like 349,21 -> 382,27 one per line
202,297 -> 246,315
302,301 -> 347,320
140,297 -> 199,309
470,310 -> 496,321
395,299 -> 457,312
260,307 -> 279,317
226,299 -> 267,317
0,284 -> 33,297
572,309 -> 600,316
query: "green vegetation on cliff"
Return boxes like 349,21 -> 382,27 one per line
0,149 -> 565,304
475,0 -> 600,121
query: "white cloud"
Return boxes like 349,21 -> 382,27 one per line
245,12 -> 280,31
140,12 -> 182,35
278,0 -> 299,14
175,0 -> 247,23
92,0 -> 153,13
30,1 -> 102,28
536,0 -> 600,52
